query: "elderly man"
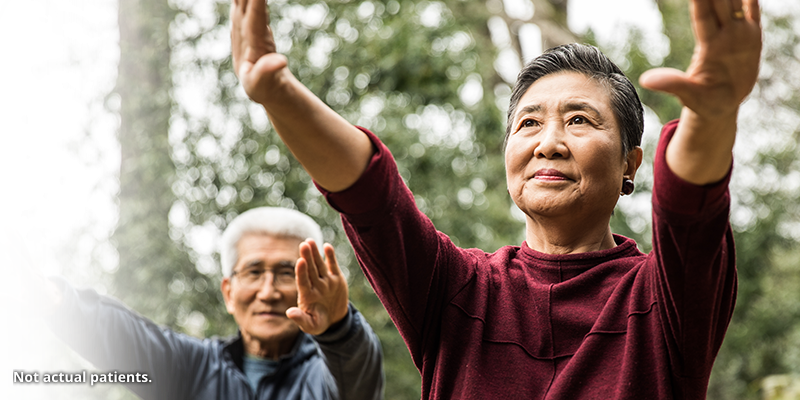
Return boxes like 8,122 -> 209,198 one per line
43,206 -> 384,399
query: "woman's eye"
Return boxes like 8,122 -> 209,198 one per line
521,119 -> 538,128
569,116 -> 587,125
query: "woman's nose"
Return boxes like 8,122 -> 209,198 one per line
534,124 -> 569,159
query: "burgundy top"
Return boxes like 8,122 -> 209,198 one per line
318,120 -> 736,399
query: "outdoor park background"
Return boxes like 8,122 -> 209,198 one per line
0,0 -> 798,398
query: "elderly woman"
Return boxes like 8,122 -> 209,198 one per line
231,0 -> 761,397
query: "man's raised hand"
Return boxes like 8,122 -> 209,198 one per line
0,226 -> 64,318
231,0 -> 288,105
286,240 -> 350,336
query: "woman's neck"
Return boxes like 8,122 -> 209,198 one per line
524,214 -> 616,255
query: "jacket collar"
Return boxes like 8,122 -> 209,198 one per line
222,331 -> 319,373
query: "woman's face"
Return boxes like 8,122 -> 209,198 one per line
505,71 -> 640,223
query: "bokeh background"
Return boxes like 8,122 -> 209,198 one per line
1,0 -> 798,398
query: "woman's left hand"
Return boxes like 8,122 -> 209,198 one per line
640,0 -> 761,118
640,0 -> 762,185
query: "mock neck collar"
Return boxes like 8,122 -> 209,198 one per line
514,234 -> 642,284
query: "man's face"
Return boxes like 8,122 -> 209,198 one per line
221,233 -> 301,356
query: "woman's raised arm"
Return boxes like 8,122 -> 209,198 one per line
231,0 -> 373,192
640,0 -> 761,185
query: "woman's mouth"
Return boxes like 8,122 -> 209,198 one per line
533,168 -> 569,181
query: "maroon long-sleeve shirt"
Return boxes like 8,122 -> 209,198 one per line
318,120 -> 736,399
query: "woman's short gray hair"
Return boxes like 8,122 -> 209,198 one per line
219,207 -> 324,277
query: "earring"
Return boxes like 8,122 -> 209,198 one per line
621,178 -> 634,195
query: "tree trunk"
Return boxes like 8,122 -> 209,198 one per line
112,0 -> 189,326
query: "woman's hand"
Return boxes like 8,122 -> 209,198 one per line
640,0 -> 762,185
286,240 -> 350,336
641,0 -> 761,117
230,0 -> 289,106
0,226 -> 64,318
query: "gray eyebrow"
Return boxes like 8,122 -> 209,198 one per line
515,102 -> 605,123
515,104 -> 542,121
559,101 -> 603,120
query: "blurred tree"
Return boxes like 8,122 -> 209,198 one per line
61,1 -> 240,399
762,374 -> 800,400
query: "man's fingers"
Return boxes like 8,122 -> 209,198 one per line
305,239 -> 327,279
295,258 -> 313,292
300,241 -> 324,285
323,244 -> 343,277
286,307 -> 316,332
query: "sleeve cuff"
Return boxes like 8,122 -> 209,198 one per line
314,126 -> 402,222
652,119 -> 732,216
313,303 -> 359,344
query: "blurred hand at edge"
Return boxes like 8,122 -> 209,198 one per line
0,226 -> 64,318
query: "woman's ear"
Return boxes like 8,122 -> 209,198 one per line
624,146 -> 644,182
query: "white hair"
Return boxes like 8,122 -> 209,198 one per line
219,207 -> 323,277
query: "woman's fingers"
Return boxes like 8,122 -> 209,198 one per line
745,0 -> 760,25
691,0 -> 721,40
710,0 -> 733,25
639,68 -> 693,101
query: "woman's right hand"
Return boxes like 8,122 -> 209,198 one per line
231,0 -> 289,106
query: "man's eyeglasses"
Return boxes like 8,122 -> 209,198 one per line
230,262 -> 296,289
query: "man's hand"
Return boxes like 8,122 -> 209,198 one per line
0,226 -> 64,318
639,0 -> 762,185
231,0 -> 289,105
286,240 -> 350,336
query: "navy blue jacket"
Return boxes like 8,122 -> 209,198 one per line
47,277 -> 384,400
